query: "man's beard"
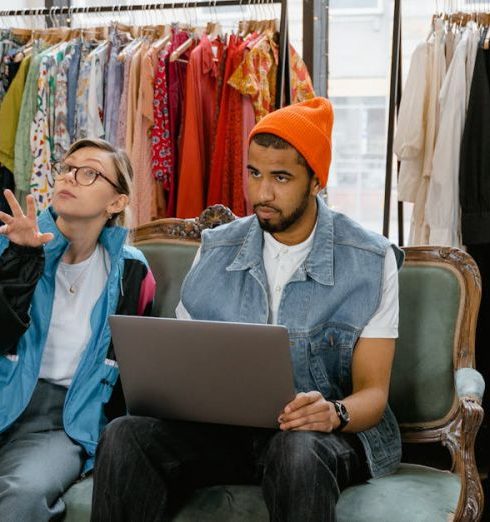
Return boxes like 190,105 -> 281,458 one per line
254,186 -> 310,234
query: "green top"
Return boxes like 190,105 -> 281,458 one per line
0,55 -> 31,173
13,48 -> 43,193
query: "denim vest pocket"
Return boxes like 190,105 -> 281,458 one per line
309,326 -> 357,399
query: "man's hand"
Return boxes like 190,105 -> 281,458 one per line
278,391 -> 340,432
0,190 -> 53,248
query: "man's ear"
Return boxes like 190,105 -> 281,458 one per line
107,194 -> 129,216
311,176 -> 322,196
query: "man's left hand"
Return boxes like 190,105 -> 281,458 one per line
278,391 -> 340,432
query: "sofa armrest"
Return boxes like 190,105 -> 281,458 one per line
447,368 -> 485,521
455,368 -> 485,402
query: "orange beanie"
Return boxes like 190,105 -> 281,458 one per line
249,97 -> 334,187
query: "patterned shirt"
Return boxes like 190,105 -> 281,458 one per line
228,34 -> 315,122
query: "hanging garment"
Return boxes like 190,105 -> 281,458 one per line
228,34 -> 315,123
132,41 -> 160,226
394,41 -> 429,204
207,34 -> 245,213
0,55 -> 31,173
395,19 -> 446,245
151,45 -> 173,189
127,38 -> 149,228
125,42 -> 145,154
465,28 -> 480,110
0,52 -> 31,220
103,28 -> 125,146
30,43 -> 69,211
176,35 -> 224,218
0,29 -> 30,103
14,44 -> 44,203
53,43 -> 77,161
242,93 -> 256,215
409,19 -> 446,245
459,45 -> 490,245
66,39 -> 82,142
75,40 -> 108,140
0,166 -> 14,218
228,32 -> 278,122
87,41 -> 110,139
166,30 -> 192,217
426,26 -> 477,247
116,39 -> 142,149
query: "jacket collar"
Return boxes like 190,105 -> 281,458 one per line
227,196 -> 334,286
38,207 -> 128,260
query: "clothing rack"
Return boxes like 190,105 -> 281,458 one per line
383,0 -> 403,243
0,0 -> 291,111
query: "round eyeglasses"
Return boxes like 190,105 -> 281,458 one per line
51,162 -> 119,190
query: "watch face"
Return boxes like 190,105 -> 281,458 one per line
335,401 -> 350,425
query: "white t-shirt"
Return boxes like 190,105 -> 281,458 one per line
39,243 -> 110,387
175,230 -> 399,338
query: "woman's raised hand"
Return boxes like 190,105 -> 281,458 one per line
0,190 -> 54,248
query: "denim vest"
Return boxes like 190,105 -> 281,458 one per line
181,197 -> 404,478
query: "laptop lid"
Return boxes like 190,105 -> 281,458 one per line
109,315 -> 296,429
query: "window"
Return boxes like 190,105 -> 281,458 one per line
328,97 -> 387,233
330,0 -> 382,14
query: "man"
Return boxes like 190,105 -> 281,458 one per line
91,97 -> 403,522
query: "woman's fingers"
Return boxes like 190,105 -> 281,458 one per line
0,210 -> 13,224
25,195 -> 37,221
3,189 -> 24,217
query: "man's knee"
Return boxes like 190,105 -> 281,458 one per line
98,416 -> 156,454
266,431 -> 337,473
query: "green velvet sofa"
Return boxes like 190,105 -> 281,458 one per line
62,208 -> 486,522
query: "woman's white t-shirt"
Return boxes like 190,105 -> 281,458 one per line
39,243 -> 110,387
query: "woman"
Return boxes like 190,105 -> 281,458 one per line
0,138 -> 156,521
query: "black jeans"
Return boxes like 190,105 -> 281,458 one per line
90,416 -> 369,522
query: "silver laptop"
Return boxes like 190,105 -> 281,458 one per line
109,315 -> 296,429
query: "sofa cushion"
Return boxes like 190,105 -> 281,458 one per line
337,463 -> 460,522
63,477 -> 93,522
63,463 -> 460,522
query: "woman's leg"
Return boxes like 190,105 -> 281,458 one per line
0,429 -> 84,522
0,379 -> 84,522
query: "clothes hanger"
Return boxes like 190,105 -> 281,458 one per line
169,36 -> 194,62
151,4 -> 172,51
237,0 -> 250,38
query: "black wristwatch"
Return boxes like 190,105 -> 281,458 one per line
331,400 -> 350,430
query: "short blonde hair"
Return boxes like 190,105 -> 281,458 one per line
64,138 -> 133,227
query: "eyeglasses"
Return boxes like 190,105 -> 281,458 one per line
51,162 -> 120,190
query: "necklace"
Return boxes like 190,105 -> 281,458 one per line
60,244 -> 99,295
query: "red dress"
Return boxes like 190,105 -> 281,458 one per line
176,36 -> 224,218
207,35 -> 247,216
